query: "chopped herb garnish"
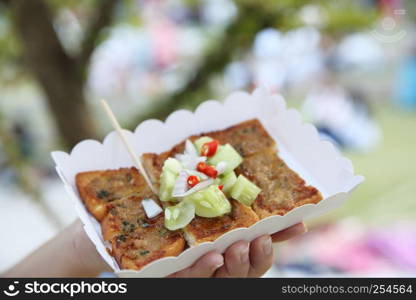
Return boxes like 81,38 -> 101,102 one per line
122,221 -> 129,226
129,224 -> 136,232
243,126 -> 256,134
235,145 -> 245,156
126,173 -> 132,181
97,190 -> 110,199
158,228 -> 168,237
109,208 -> 118,215
138,219 -> 150,228
139,250 -> 150,256
117,235 -> 126,242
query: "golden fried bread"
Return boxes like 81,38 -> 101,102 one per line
142,119 -> 276,187
102,195 -> 185,270
142,124 -> 264,246
75,118 -> 322,271
143,118 -> 322,222
200,119 -> 277,157
142,154 -> 259,245
235,150 -> 322,219
183,200 -> 259,246
76,167 -> 147,221
142,152 -> 169,190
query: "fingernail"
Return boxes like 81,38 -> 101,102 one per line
211,256 -> 224,271
262,236 -> 272,255
240,243 -> 250,263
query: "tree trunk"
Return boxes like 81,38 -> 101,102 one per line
11,0 -> 96,149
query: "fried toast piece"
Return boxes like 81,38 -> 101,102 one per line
142,152 -> 169,190
142,125 -> 263,246
142,118 -> 322,221
235,150 -> 322,219
183,200 -> 259,246
76,167 -> 147,221
102,195 -> 185,271
142,119 -> 276,187
142,153 -> 259,245
196,119 -> 276,157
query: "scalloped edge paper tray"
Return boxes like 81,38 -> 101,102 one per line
51,88 -> 364,277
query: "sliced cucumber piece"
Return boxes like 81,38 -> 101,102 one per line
159,158 -> 182,202
220,171 -> 237,194
230,175 -> 261,206
213,177 -> 222,186
184,185 -> 231,218
208,144 -> 243,173
164,201 -> 195,230
163,158 -> 182,175
159,170 -> 177,202
194,136 -> 213,153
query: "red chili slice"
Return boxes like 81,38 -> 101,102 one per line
200,140 -> 219,157
197,161 -> 218,178
218,185 -> 224,191
187,175 -> 200,188
197,162 -> 207,173
203,165 -> 218,178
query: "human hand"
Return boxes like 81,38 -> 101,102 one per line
169,222 -> 307,278
4,220 -> 305,278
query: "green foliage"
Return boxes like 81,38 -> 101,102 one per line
320,1 -> 379,35
237,0 -> 377,33
46,0 -> 96,14
117,0 -> 143,27
0,6 -> 23,83
128,0 -> 379,126
0,0 -> 378,83
0,0 -> 380,134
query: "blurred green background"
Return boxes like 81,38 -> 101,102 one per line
1,0 -> 416,276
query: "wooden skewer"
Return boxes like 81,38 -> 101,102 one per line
100,99 -> 157,194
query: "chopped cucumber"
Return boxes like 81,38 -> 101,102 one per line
213,177 -> 222,185
194,136 -> 213,153
230,175 -> 261,206
164,201 -> 195,230
208,144 -> 243,173
163,158 -> 182,175
220,171 -> 237,194
159,170 -> 177,202
159,158 -> 182,202
184,185 -> 231,218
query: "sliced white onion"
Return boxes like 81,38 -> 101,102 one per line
172,170 -> 188,197
141,198 -> 163,219
169,141 -> 216,198
175,153 -> 186,164
216,161 -> 227,175
185,169 -> 208,180
185,139 -> 198,157
175,154 -> 206,170
172,178 -> 214,198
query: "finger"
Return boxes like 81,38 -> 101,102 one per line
214,241 -> 250,278
271,222 -> 307,243
169,251 -> 223,278
248,235 -> 274,277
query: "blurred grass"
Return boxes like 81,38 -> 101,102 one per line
317,105 -> 416,226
